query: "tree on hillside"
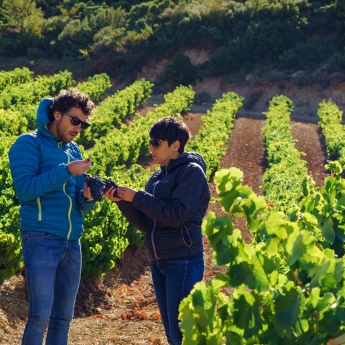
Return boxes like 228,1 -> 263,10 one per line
0,0 -> 44,35
0,0 -> 44,55
162,51 -> 196,87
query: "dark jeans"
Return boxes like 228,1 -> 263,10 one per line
21,231 -> 82,345
150,253 -> 204,345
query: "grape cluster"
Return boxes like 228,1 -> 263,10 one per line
104,178 -> 119,197
84,174 -> 119,201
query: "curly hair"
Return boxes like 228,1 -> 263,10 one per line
48,88 -> 95,122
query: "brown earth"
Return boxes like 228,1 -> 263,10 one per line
0,99 -> 330,344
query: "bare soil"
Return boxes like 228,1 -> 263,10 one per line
0,105 -> 329,344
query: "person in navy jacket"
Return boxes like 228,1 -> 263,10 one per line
9,88 -> 96,345
104,117 -> 210,345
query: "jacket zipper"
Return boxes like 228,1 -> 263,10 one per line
37,197 -> 42,221
151,219 -> 159,260
64,183 -> 73,239
64,146 -> 73,239
151,182 -> 160,260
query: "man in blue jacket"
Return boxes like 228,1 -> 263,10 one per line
9,88 -> 96,345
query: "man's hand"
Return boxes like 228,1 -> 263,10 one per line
67,158 -> 91,175
82,182 -> 93,201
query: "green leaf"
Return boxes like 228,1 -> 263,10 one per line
287,231 -> 315,266
326,160 -> 343,175
288,234 -> 307,266
273,284 -> 300,330
233,293 -> 263,338
229,253 -> 270,292
203,212 -> 238,265
264,212 -> 289,239
321,216 -> 335,243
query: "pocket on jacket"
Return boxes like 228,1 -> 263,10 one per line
182,226 -> 192,247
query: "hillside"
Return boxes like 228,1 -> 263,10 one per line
0,0 -> 341,87
0,98 -> 330,344
137,48 -> 345,121
2,53 -> 345,123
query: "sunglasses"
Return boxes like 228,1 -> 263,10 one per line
64,112 -> 90,130
149,138 -> 163,149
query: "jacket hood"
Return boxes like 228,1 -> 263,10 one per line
166,151 -> 207,173
37,98 -> 58,142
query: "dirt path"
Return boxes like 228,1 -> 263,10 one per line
220,115 -> 266,196
206,115 -> 267,243
291,121 -> 329,187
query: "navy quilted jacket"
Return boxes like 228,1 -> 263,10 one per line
118,152 -> 210,260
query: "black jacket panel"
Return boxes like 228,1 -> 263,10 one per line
118,152 -> 210,260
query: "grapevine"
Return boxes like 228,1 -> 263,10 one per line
84,173 -> 119,201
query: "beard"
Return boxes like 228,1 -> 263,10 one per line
56,122 -> 77,143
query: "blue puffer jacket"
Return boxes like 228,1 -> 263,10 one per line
8,98 -> 96,240
117,152 -> 210,260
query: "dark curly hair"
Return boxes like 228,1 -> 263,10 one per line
48,88 -> 95,122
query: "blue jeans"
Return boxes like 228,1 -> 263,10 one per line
21,231 -> 82,345
150,253 -> 204,345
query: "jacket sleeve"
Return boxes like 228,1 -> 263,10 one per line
8,134 -> 72,202
132,163 -> 209,227
75,174 -> 96,213
117,200 -> 147,233
73,144 -> 96,213
76,191 -> 97,213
